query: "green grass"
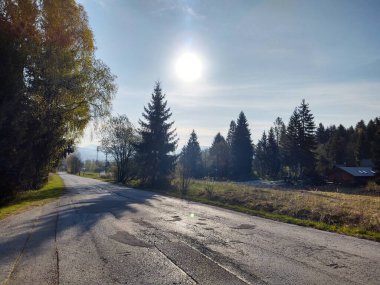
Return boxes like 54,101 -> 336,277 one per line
0,173 -> 64,220
79,171 -> 114,182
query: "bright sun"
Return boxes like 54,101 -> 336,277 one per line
175,52 -> 203,82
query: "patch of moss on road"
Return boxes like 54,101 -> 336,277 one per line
0,173 -> 64,220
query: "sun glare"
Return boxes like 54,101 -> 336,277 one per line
175,52 -> 203,82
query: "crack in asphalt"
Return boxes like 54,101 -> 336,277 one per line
54,202 -> 60,285
154,244 -> 199,284
2,218 -> 38,285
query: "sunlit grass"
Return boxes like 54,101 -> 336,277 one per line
80,172 -> 100,180
79,171 -> 114,182
167,179 -> 380,241
0,173 -> 64,220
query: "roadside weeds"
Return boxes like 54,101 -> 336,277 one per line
0,173 -> 64,221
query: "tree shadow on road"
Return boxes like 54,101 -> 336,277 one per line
0,176 -> 162,268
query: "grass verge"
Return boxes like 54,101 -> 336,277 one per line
79,172 -> 114,183
0,173 -> 64,220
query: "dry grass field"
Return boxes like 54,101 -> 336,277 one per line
172,180 -> 380,241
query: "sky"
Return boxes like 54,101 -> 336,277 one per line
77,0 -> 380,150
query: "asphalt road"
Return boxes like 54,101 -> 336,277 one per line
0,173 -> 379,285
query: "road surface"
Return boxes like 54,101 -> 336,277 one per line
0,173 -> 379,284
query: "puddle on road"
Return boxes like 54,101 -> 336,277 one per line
232,224 -> 256,230
166,215 -> 182,222
109,231 -> 152,248
327,263 -> 346,269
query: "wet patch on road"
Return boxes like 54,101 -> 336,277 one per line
117,251 -> 132,257
109,231 -> 152,248
232,224 -> 256,230
166,215 -> 182,222
327,263 -> 346,269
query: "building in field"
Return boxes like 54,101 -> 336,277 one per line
328,166 -> 375,185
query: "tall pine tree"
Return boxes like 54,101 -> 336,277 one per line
226,120 -> 236,177
181,130 -> 202,178
253,131 -> 268,178
284,100 -> 316,180
298,99 -> 317,177
226,120 -> 236,146
230,112 -> 253,180
137,82 -> 177,186
267,127 -> 281,178
209,133 -> 229,179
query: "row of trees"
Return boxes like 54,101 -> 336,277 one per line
0,0 -> 116,201
315,118 -> 380,176
179,112 -> 254,181
254,100 -> 317,181
253,104 -> 380,182
100,82 -> 379,188
99,82 -> 255,187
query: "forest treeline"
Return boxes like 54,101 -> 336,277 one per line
68,82 -> 380,190
0,0 -> 116,202
254,111 -> 380,182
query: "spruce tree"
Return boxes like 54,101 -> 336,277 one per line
273,117 -> 286,146
230,112 -> 253,180
226,120 -> 236,146
284,100 -> 316,180
137,82 -> 177,186
181,130 -> 202,178
253,131 -> 268,178
284,108 -> 302,178
298,99 -> 317,177
367,119 -> 377,159
273,117 -> 286,176
226,120 -> 236,177
316,123 -> 329,144
267,127 -> 281,178
209,133 -> 229,179
326,125 -> 348,165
